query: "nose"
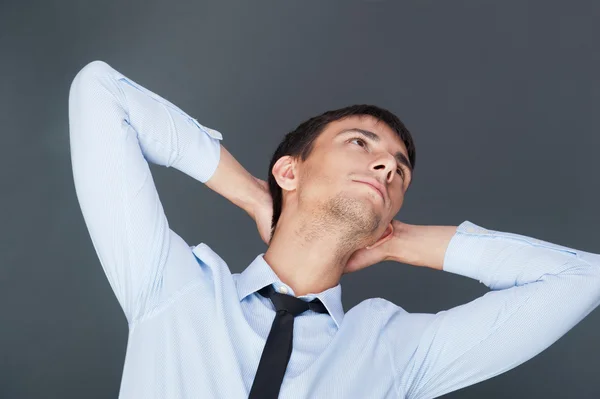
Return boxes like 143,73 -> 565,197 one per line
370,153 -> 397,184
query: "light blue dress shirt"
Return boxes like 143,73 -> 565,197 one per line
69,60 -> 600,399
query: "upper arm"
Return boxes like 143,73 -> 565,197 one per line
68,61 -> 209,323
385,260 -> 600,399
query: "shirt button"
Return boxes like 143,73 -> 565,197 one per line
278,286 -> 289,294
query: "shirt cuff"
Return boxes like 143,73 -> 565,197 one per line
442,220 -> 581,288
173,118 -> 223,183
442,220 -> 491,282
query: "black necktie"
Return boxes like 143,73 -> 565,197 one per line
248,284 -> 329,399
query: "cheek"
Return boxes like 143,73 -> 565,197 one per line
298,151 -> 355,196
297,167 -> 341,202
391,194 -> 404,214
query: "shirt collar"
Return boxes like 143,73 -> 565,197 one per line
235,253 -> 345,329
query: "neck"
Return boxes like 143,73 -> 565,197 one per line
263,209 -> 370,297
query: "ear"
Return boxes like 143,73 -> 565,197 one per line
365,222 -> 394,250
272,155 -> 298,191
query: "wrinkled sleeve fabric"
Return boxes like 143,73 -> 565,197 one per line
386,220 -> 600,399
68,60 -> 223,324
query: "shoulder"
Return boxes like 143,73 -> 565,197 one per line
188,242 -> 235,279
345,297 -> 409,326
191,242 -> 227,265
349,297 -> 436,336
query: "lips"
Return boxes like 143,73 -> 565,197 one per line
354,179 -> 386,201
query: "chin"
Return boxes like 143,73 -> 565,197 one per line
325,195 -> 381,233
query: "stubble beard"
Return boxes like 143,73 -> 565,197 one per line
303,194 -> 382,258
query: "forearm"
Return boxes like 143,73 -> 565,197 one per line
204,145 -> 268,217
386,222 -> 600,399
79,61 -> 265,216
389,222 -> 458,270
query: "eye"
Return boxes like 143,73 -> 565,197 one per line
350,136 -> 405,178
349,137 -> 367,148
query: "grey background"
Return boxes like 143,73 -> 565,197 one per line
1,0 -> 599,398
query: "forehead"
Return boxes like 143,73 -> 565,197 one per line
318,115 -> 409,159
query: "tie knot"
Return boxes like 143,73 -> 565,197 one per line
258,284 -> 328,317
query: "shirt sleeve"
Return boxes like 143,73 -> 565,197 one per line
386,220 -> 600,399
68,60 -> 222,324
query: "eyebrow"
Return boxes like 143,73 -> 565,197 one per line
336,128 -> 413,179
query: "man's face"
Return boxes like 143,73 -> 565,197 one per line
291,115 -> 412,242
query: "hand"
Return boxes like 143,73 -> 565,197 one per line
249,177 -> 273,245
343,220 -> 409,274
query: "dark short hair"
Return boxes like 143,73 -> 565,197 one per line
267,104 -> 416,240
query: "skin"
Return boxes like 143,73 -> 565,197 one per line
206,114 -> 457,298
261,115 -> 412,297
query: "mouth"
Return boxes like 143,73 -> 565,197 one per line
354,180 -> 385,201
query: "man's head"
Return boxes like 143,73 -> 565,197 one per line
267,104 -> 416,247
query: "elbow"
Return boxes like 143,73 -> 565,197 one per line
71,60 -> 112,85
68,60 -> 121,142
578,250 -> 600,282
69,60 -> 114,104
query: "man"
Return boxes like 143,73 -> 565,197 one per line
69,60 -> 600,399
